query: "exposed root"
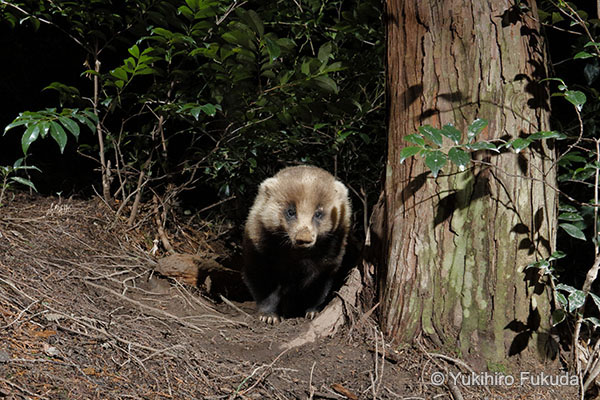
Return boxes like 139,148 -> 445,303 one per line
281,267 -> 362,350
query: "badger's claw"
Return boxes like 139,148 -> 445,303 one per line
305,310 -> 318,320
259,313 -> 281,324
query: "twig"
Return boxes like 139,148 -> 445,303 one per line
0,0 -> 86,49
0,377 -> 49,399
419,341 -> 488,397
429,353 -> 478,376
127,164 -> 148,225
447,380 -> 465,400
84,280 -> 207,333
308,361 -> 316,400
152,194 -> 175,254
219,294 -> 252,318
1,299 -> 39,329
41,306 -> 171,355
141,345 -> 185,363
91,52 -> 112,205
236,348 -> 291,396
216,1 -> 248,25
0,358 -> 68,365
197,195 -> 236,214
163,361 -> 173,397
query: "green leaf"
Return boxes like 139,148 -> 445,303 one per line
110,67 -> 128,81
441,124 -> 462,144
574,51 -> 594,59
128,45 -> 140,59
10,176 -> 37,192
467,118 -> 488,140
555,291 -> 568,308
509,138 -> 531,153
551,11 -> 564,24
264,37 -> 280,61
301,60 -> 311,76
559,223 -> 586,240
222,30 -> 255,50
336,130 -> 353,143
418,125 -> 443,147
49,121 -> 68,153
200,104 -> 218,117
555,283 -> 577,293
559,204 -> 578,212
448,147 -> 470,171
551,309 -> 566,326
548,251 -> 566,261
404,134 -> 425,146
13,163 -> 40,173
189,104 -> 218,119
123,57 -> 136,73
528,131 -> 567,140
568,290 -> 586,312
80,69 -> 99,77
465,142 -> 499,152
312,75 -> 338,93
74,114 -> 96,133
425,150 -> 447,178
399,146 -> 421,163
558,212 -> 583,222
323,61 -> 344,73
39,121 -> 50,138
526,260 -> 544,270
178,4 -> 194,19
12,157 -> 24,168
246,10 -> 264,38
21,124 -> 40,155
318,42 -> 332,63
58,116 -> 80,140
4,117 -> 31,133
564,90 -> 586,111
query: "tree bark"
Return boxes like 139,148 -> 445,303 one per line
381,0 -> 557,363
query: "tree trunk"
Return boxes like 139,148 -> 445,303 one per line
381,0 -> 557,363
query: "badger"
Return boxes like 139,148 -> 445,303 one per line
243,165 -> 352,324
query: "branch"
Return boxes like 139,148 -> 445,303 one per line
0,0 -> 87,50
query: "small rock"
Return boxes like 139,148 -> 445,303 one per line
0,349 -> 11,362
43,343 -> 60,357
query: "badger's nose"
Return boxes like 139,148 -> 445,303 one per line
295,228 -> 315,247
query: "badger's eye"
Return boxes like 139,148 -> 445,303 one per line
285,206 -> 296,219
314,209 -> 324,220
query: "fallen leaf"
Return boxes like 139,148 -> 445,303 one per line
331,383 -> 358,400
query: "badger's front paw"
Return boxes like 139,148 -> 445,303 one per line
259,312 -> 281,324
305,310 -> 318,320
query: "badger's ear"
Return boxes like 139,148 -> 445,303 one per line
332,180 -> 350,230
331,206 -> 339,229
333,180 -> 349,201
258,177 -> 278,199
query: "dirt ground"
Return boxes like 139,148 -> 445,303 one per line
0,194 -> 580,399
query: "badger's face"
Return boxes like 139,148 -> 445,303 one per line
254,169 -> 349,249
282,200 -> 326,248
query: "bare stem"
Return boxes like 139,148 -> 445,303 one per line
92,50 -> 112,205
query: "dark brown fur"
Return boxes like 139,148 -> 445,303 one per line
243,165 -> 351,323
